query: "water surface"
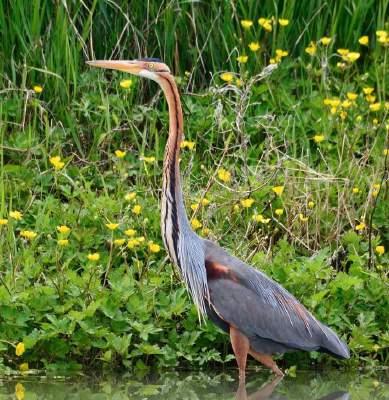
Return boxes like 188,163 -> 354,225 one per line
0,369 -> 388,399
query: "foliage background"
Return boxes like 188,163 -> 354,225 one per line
0,0 -> 388,374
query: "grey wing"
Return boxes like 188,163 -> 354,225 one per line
203,240 -> 349,358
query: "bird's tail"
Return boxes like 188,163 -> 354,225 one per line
319,323 -> 350,359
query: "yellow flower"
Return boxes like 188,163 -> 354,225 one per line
313,134 -> 325,143
136,236 -> 145,243
237,55 -> 248,63
375,245 -> 385,256
201,228 -> 210,236
337,48 -> 349,56
201,198 -> 210,206
363,87 -> 374,95
33,85 -> 43,93
278,18 -> 289,26
148,241 -> 161,253
372,183 -> 380,197
347,92 -> 358,101
125,192 -> 137,201
355,222 -> 366,231
305,42 -> 317,56
240,19 -> 253,29
275,49 -> 288,58
58,239 -> 69,247
218,168 -> 231,183
180,140 -> 195,150
252,214 -> 270,224
384,149 -> 389,156
87,253 -> 100,261
372,118 -> 378,126
356,115 -> 362,122
57,225 -> 70,234
258,17 -> 272,32
127,239 -> 140,249
105,223 -> 119,230
19,363 -> 29,372
365,94 -> 376,103
49,156 -> 65,170
275,208 -> 284,216
320,37 -> 331,45
233,204 -> 240,212
359,36 -> 369,46
344,52 -> 360,63
124,228 -> 136,237
220,72 -> 234,82
235,78 -> 244,86
272,186 -> 284,196
190,203 -> 199,211
342,100 -> 352,108
0,218 -> 8,225
376,30 -> 388,44
352,187 -> 360,194
10,210 -> 23,220
15,383 -> 25,400
240,198 -> 254,208
308,201 -> 315,209
330,106 -> 337,115
323,98 -> 340,107
115,150 -> 126,158
140,156 -> 155,163
113,238 -> 126,246
336,62 -> 346,69
120,79 -> 132,89
15,342 -> 25,356
299,214 -> 308,222
339,110 -> 347,120
248,42 -> 261,52
369,103 -> 381,112
20,230 -> 37,240
191,218 -> 202,230
132,204 -> 142,215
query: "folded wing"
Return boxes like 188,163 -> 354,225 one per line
204,240 -> 349,358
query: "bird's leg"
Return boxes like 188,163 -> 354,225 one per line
235,381 -> 247,400
230,326 -> 250,382
249,349 -> 284,377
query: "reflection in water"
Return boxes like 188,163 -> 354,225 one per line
235,376 -> 349,400
319,391 -> 349,400
236,376 -> 284,400
0,370 -> 387,399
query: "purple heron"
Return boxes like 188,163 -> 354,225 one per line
87,59 -> 349,380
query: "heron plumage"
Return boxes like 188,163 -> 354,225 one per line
157,72 -> 210,317
203,240 -> 349,358
87,58 -> 349,379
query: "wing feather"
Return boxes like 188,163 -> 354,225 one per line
204,240 -> 349,357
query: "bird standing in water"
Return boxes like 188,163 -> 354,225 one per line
87,58 -> 349,381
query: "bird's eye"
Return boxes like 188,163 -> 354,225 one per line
148,62 -> 155,70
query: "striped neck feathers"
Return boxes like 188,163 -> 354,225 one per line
157,73 -> 191,262
157,73 -> 209,318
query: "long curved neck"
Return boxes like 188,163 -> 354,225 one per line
157,72 -> 209,318
158,73 -> 191,265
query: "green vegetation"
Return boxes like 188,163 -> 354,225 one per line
0,0 -> 388,374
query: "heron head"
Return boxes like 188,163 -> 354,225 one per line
86,58 -> 170,82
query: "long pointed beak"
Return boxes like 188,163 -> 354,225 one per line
86,60 -> 142,74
